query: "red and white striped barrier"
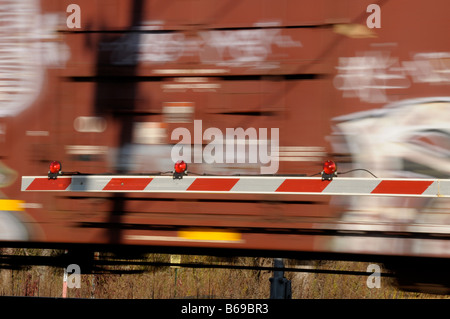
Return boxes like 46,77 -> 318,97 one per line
20,175 -> 450,197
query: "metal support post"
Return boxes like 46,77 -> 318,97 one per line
269,258 -> 292,299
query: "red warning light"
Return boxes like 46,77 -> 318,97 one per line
322,160 -> 337,181
174,160 -> 187,174
323,160 -> 336,175
48,161 -> 62,179
49,161 -> 62,174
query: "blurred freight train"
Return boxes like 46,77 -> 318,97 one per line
2,0 -> 450,292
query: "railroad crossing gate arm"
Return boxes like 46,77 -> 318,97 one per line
20,175 -> 450,197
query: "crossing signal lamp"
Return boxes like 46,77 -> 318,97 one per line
173,160 -> 187,179
322,160 -> 337,181
48,161 -> 62,179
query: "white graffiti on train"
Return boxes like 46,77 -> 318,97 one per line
198,28 -> 302,68
0,0 -> 70,117
333,51 -> 410,103
103,24 -> 302,69
334,51 -> 450,104
403,52 -> 450,84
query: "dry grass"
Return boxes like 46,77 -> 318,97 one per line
287,260 -> 433,299
1,249 -> 449,299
